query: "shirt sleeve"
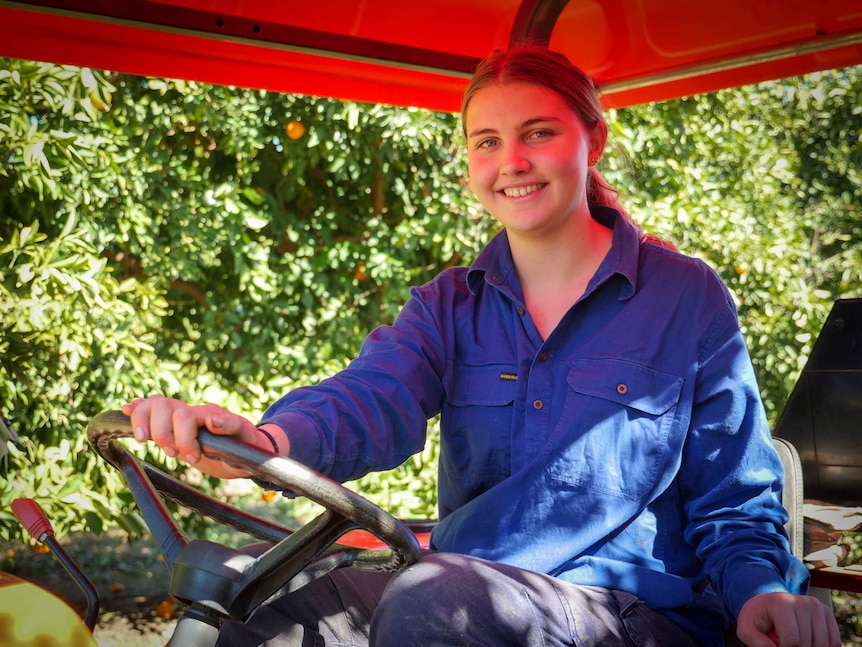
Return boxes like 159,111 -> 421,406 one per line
680,276 -> 810,620
258,284 -> 447,483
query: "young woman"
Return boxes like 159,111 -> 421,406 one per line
126,47 -> 839,646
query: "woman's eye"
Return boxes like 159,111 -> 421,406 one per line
476,138 -> 498,149
528,129 -> 553,140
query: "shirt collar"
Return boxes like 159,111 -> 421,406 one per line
466,206 -> 641,300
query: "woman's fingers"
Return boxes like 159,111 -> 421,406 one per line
122,397 -> 151,441
124,395 -> 199,459
146,396 -> 182,458
121,395 -> 258,479
170,404 -> 206,464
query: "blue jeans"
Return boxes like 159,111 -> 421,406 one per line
216,552 -> 699,646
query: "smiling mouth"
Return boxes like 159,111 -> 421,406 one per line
502,183 -> 546,198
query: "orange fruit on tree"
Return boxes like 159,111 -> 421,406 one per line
285,120 -> 305,139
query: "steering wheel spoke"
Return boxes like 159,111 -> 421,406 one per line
111,445 -> 189,565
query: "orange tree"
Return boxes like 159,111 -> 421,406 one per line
0,59 -> 485,541
1,58 -> 860,542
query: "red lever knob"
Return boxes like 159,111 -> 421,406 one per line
11,498 -> 55,542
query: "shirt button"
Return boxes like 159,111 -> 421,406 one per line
539,351 -> 549,362
533,399 -> 544,410
518,306 -> 526,316
617,384 -> 628,395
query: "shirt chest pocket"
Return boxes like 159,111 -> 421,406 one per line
441,363 -> 518,481
445,363 -> 519,408
543,358 -> 683,500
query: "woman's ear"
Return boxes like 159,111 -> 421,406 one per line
588,121 -> 609,163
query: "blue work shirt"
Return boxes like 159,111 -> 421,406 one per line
262,206 -> 809,646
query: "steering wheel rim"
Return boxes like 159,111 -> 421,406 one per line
86,409 -> 421,621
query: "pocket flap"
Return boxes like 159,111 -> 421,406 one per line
567,358 -> 682,416
446,363 -> 518,407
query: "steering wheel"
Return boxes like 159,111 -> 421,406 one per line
86,409 -> 421,631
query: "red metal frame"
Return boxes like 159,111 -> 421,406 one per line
810,566 -> 862,594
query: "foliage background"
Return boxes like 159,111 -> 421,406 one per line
1,59 -> 860,548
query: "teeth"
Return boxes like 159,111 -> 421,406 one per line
503,184 -> 543,197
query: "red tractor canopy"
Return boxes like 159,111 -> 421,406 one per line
1,0 -> 860,111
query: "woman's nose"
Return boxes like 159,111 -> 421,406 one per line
500,143 -> 531,175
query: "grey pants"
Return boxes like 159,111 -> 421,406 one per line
216,552 -> 699,646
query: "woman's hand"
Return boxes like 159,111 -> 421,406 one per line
122,395 -> 286,479
736,591 -> 840,647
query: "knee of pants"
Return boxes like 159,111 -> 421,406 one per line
371,553 -> 477,640
375,553 -> 455,615
371,552 -> 547,644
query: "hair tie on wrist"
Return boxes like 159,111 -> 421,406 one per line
257,426 -> 279,454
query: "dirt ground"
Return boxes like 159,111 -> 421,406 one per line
3,530 -> 862,646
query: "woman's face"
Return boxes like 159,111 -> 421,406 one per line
464,81 -> 606,239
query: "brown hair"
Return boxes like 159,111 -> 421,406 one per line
461,46 -> 628,217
